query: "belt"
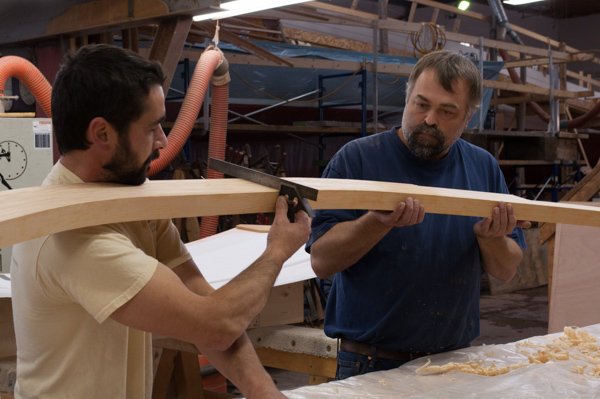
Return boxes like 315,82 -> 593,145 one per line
340,339 -> 430,362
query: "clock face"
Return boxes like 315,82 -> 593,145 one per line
2,79 -> 13,111
19,81 -> 36,106
0,141 -> 27,180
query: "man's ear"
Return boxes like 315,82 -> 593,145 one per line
87,117 -> 117,151
463,111 -> 475,130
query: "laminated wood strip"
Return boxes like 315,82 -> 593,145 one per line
2,178 -> 600,249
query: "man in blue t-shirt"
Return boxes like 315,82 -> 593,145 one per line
306,51 -> 530,380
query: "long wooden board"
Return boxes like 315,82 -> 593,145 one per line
2,178 -> 600,249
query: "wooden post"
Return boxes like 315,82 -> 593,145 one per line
378,0 -> 389,54
407,2 -> 417,22
122,28 -> 132,50
131,27 -> 139,53
431,8 -> 440,24
106,30 -> 114,45
452,17 -> 461,33
69,37 -> 77,53
149,16 -> 194,96
558,42 -> 567,125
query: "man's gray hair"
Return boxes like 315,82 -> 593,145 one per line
405,50 -> 482,117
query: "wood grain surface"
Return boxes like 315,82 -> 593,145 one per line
2,178 -> 600,248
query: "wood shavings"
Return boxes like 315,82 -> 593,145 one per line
455,361 -> 511,376
571,365 -> 587,375
416,359 -> 457,375
378,379 -> 388,386
416,327 -> 600,378
509,363 -> 530,371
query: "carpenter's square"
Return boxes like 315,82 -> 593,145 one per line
208,158 -> 318,222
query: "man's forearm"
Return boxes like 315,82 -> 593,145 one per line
178,263 -> 285,398
169,256 -> 284,352
174,257 -> 281,336
211,251 -> 284,324
311,212 -> 392,278
478,235 -> 523,283
201,334 -> 284,399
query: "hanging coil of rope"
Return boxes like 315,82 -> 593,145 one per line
410,23 -> 446,58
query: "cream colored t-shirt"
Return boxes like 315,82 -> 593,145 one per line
11,162 -> 192,399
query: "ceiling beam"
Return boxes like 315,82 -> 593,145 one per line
0,0 -> 217,46
148,15 -> 193,95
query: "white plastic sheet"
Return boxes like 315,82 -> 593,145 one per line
282,324 -> 600,398
185,227 -> 315,289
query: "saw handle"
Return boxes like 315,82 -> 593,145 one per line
280,183 -> 315,222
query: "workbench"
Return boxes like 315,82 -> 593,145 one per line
281,323 -> 600,399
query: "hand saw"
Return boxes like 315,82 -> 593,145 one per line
208,158 -> 318,222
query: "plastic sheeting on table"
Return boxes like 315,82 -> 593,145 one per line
282,324 -> 600,399
185,227 -> 314,289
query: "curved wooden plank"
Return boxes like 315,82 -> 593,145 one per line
2,178 -> 600,249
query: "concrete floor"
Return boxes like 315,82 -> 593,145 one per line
262,284 -> 550,393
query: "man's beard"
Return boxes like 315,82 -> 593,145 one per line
103,143 -> 160,186
402,122 -> 447,161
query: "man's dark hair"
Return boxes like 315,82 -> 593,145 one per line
51,44 -> 165,155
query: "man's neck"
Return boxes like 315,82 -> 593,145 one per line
59,153 -> 102,183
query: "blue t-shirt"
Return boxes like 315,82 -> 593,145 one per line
306,128 -> 526,353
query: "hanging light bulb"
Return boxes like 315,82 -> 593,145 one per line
193,0 -> 312,22
457,1 -> 470,11
503,0 -> 545,5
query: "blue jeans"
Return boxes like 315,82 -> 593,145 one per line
335,348 -> 409,380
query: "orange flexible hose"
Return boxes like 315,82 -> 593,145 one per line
147,49 -> 224,176
199,83 -> 229,239
0,56 -> 52,117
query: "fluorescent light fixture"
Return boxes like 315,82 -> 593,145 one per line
193,0 -> 311,21
457,1 -> 470,11
503,0 -> 545,5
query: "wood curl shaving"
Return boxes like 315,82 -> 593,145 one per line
416,358 -> 523,376
416,327 -> 600,378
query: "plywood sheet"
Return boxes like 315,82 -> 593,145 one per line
488,227 -> 548,295
549,202 -> 600,333
3,178 -> 600,248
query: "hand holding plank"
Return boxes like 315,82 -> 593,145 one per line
370,197 -> 426,228
474,201 -> 532,239
265,195 -> 311,265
